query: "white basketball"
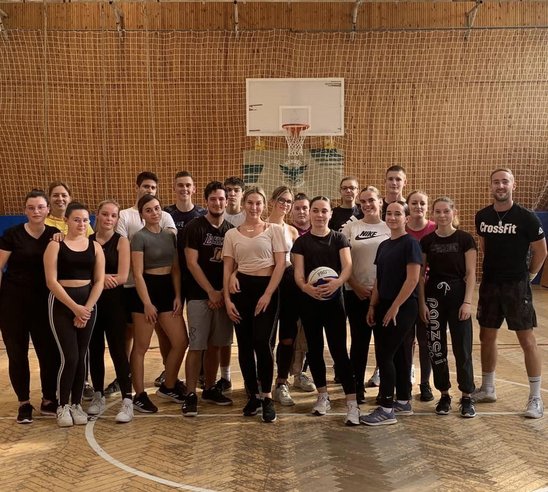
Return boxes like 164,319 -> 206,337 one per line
307,266 -> 339,300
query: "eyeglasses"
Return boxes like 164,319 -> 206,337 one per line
26,205 -> 48,212
277,197 -> 293,205
341,186 -> 358,191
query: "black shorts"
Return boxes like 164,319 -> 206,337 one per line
132,274 -> 176,314
477,278 -> 537,331
123,287 -> 140,323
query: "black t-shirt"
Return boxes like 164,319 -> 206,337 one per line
475,203 -> 545,282
374,234 -> 422,300
421,229 -> 477,283
91,232 -> 121,275
0,224 -> 58,291
291,230 -> 350,279
328,205 -> 364,232
164,204 -> 207,232
183,216 -> 234,300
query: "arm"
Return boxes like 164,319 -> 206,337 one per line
0,250 -> 11,289
366,280 -> 379,326
186,247 -> 223,309
316,247 -> 352,299
255,251 -> 286,316
418,253 -> 429,323
529,238 -> 548,281
171,253 -> 183,315
223,255 -> 241,323
382,263 -> 421,327
85,242 -> 105,310
459,248 -> 477,321
132,250 -> 157,324
293,253 -> 323,300
104,236 -> 130,289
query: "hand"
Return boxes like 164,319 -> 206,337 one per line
208,290 -> 224,309
229,272 -> 240,294
104,274 -> 119,290
254,292 -> 272,316
316,277 -> 340,299
303,283 -> 323,301
172,296 -> 182,316
73,316 -> 87,329
72,304 -> 91,321
420,303 -> 430,323
144,303 -> 158,324
366,305 -> 376,327
354,284 -> 372,301
458,303 -> 471,321
225,299 -> 241,324
382,304 -> 399,327
51,232 -> 65,243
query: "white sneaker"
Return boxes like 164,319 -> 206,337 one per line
273,384 -> 295,406
293,372 -> 316,392
366,368 -> 380,387
345,402 -> 360,426
87,392 -> 106,416
70,404 -> 89,425
472,387 -> 497,403
524,397 -> 544,419
312,393 -> 331,416
115,398 -> 134,423
57,404 -> 73,427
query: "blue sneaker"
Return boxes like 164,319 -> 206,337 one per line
359,406 -> 397,426
393,400 -> 413,415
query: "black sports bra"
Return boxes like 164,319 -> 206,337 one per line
57,239 -> 96,281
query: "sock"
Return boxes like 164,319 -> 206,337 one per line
396,400 -> 408,405
528,376 -> 541,399
482,371 -> 495,390
381,406 -> 392,413
347,400 -> 358,408
221,366 -> 230,381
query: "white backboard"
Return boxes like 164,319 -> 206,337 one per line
246,78 -> 344,136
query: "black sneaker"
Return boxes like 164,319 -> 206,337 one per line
182,392 -> 198,417
133,392 -> 158,413
176,379 -> 188,397
243,397 -> 262,416
419,382 -> 434,402
216,377 -> 232,392
435,394 -> 452,415
261,397 -> 277,423
40,400 -> 58,416
17,403 -> 34,424
460,397 -> 476,418
156,383 -> 186,403
104,379 -> 121,397
356,383 -> 366,405
154,370 -> 166,388
202,385 -> 233,406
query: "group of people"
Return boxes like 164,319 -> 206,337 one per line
0,166 -> 545,428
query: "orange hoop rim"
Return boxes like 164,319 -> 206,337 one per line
282,123 -> 310,135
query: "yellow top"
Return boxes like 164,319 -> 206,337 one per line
45,215 -> 94,237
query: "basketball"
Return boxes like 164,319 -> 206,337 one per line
307,266 -> 339,300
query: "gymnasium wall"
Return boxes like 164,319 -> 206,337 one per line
0,1 -> 547,239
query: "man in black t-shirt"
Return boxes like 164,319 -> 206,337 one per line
181,181 -> 234,416
328,176 -> 363,232
474,168 -> 546,419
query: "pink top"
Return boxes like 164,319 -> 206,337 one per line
406,220 -> 436,241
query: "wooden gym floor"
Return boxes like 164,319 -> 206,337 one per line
1,287 -> 547,492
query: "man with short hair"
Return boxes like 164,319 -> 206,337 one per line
328,176 -> 363,232
474,168 -> 546,418
291,193 -> 312,236
381,165 -> 407,220
182,182 -> 234,416
164,171 -> 207,231
223,176 -> 246,227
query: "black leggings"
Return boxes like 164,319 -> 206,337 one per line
89,287 -> 132,399
373,297 -> 417,408
300,294 -> 355,395
49,285 -> 97,406
425,279 -> 475,394
0,289 -> 59,403
344,290 -> 373,390
232,273 -> 279,396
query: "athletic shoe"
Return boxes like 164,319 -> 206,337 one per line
70,404 -> 89,425
87,392 -> 106,416
293,372 -> 316,392
366,368 -> 380,388
40,400 -> 58,416
360,406 -> 397,426
273,384 -> 295,406
216,377 -> 232,392
419,382 -> 434,402
115,398 -> 134,423
356,384 -> 366,405
104,379 -> 121,397
175,380 -> 188,397
57,404 -> 73,427
133,392 -> 158,413
460,397 -> 476,418
345,402 -> 360,426
393,401 -> 414,415
156,383 -> 186,403
410,364 -> 416,385
312,393 -> 331,416
261,397 -> 277,423
243,397 -> 262,417
524,396 -> 544,419
17,403 -> 34,424
182,392 -> 198,417
435,394 -> 452,415
154,370 -> 166,388
83,382 -> 95,401
472,387 -> 497,403
202,385 -> 233,406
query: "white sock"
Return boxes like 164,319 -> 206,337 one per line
221,366 -> 230,381
482,371 -> 495,390
528,376 -> 541,399
396,400 -> 408,405
347,400 -> 358,408
381,406 -> 392,413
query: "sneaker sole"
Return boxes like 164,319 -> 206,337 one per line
182,411 -> 198,417
461,412 -> 477,418
345,419 -> 360,426
133,405 -> 158,413
115,417 -> 133,423
156,391 -> 184,404
202,398 -> 233,406
436,410 -> 451,415
17,418 -> 33,424
394,410 -> 414,416
87,409 -> 104,416
261,415 -> 277,423
312,410 -> 328,416
360,418 -> 397,426
40,410 -> 57,417
524,412 -> 543,419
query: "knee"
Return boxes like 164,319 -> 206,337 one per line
479,328 -> 498,344
518,331 -> 537,353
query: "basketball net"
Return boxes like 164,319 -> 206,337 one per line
282,123 -> 309,158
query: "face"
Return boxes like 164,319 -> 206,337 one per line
490,171 -> 515,203
340,179 -> 359,204
50,186 -> 71,216
141,198 -> 162,225
358,190 -> 381,218
310,200 -> 332,229
385,171 -> 407,197
66,208 -> 90,236
206,189 -> 227,218
432,201 -> 455,227
136,179 -> 158,200
291,199 -> 310,227
385,202 -> 408,231
25,197 -> 49,224
96,203 -> 119,231
243,193 -> 264,218
225,184 -> 243,208
273,191 -> 293,216
174,176 -> 195,202
408,193 -> 428,219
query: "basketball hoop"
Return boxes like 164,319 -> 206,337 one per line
282,123 -> 309,157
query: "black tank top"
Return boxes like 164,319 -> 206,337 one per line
57,239 -> 96,281
91,232 -> 120,274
